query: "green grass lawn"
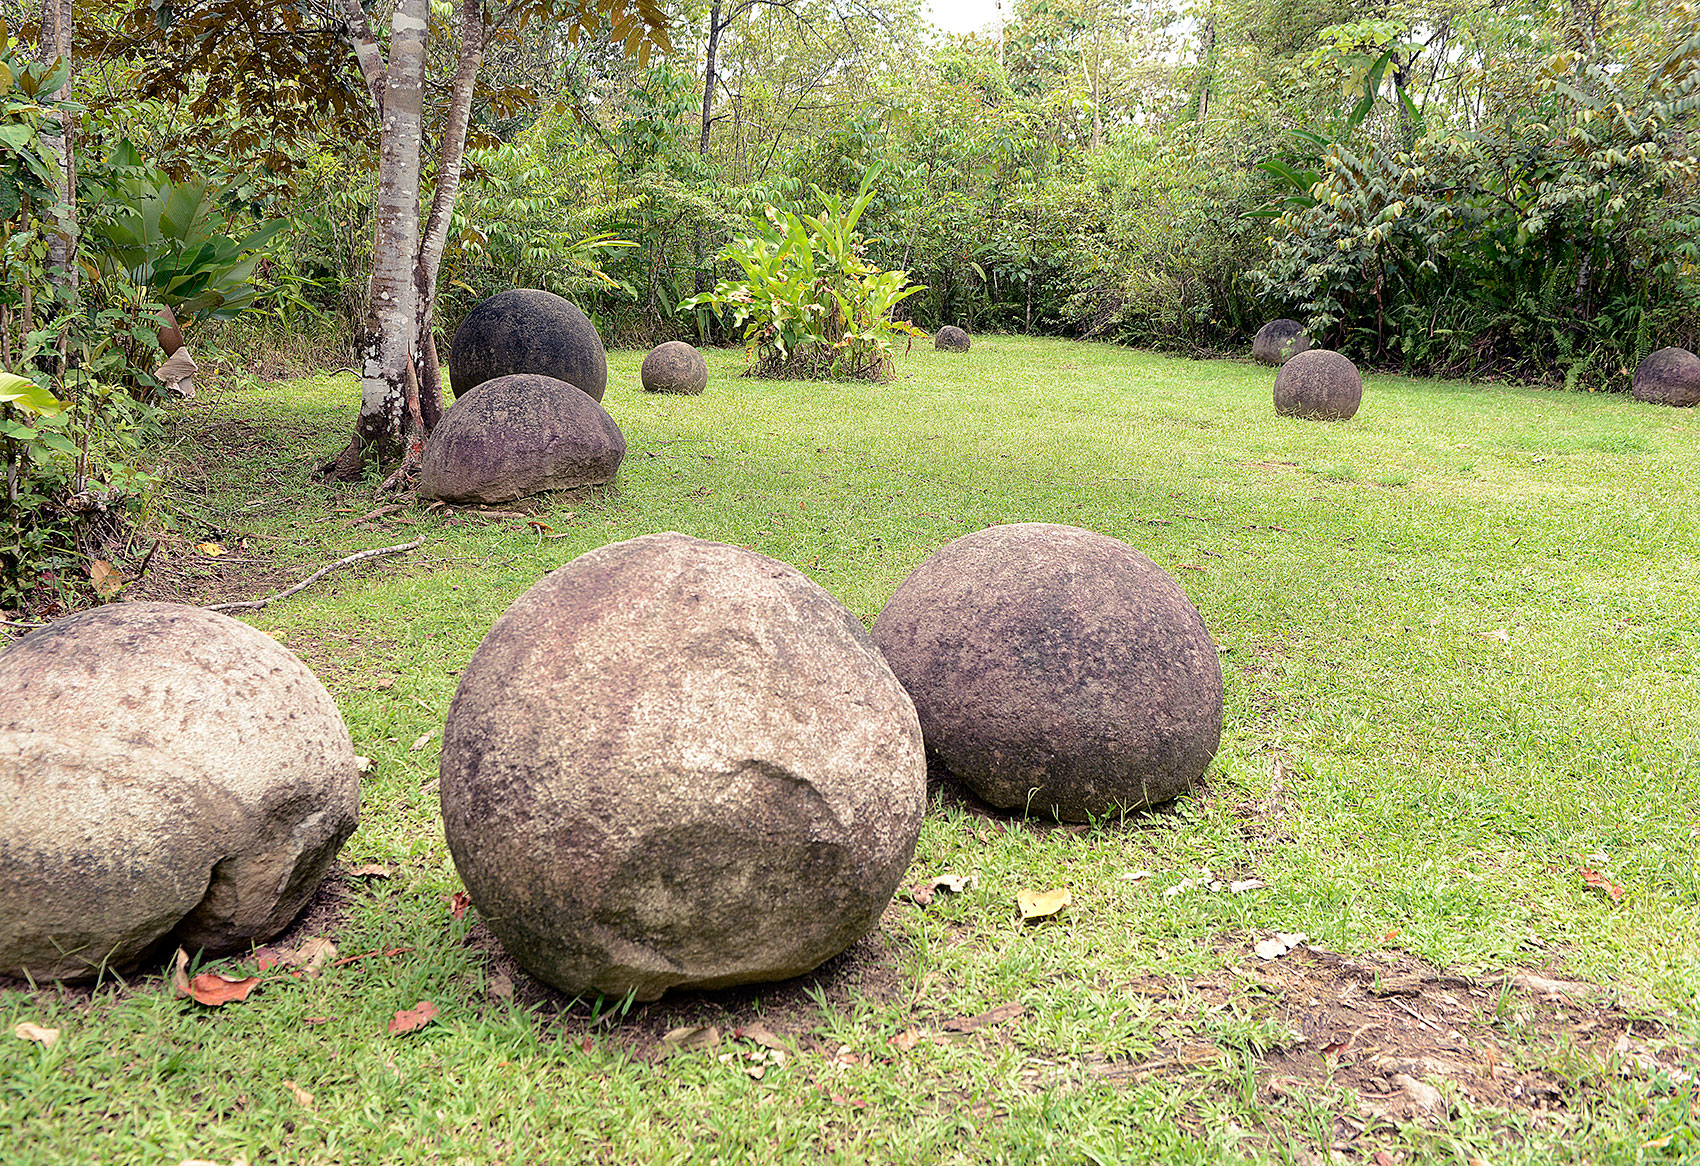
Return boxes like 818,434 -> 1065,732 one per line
3,336 -> 1697,1164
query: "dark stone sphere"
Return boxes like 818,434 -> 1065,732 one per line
640,341 -> 708,395
419,373 -> 625,504
448,289 -> 608,402
1631,347 -> 1700,407
1274,349 -> 1362,421
935,326 -> 971,352
1253,319 -> 1311,366
872,523 -> 1223,822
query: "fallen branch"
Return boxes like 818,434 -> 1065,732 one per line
204,539 -> 424,613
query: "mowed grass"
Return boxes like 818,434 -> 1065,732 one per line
2,336 -> 1697,1164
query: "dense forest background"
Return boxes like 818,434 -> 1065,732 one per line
9,0 -> 1700,386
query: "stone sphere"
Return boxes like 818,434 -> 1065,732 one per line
1632,346 -> 1700,407
873,524 -> 1222,822
439,532 -> 927,1001
935,325 -> 971,352
0,603 -> 360,980
1253,319 -> 1311,366
419,373 -> 625,505
448,289 -> 608,401
1274,349 -> 1362,421
640,341 -> 708,395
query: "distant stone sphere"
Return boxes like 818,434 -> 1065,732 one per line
1253,319 -> 1312,366
640,341 -> 708,395
873,523 -> 1223,822
448,289 -> 607,401
0,603 -> 359,980
439,532 -> 927,1001
1274,349 -> 1363,421
1631,347 -> 1700,407
935,326 -> 971,352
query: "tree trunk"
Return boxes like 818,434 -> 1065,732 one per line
1194,8 -> 1217,123
335,0 -> 428,480
36,0 -> 76,298
694,0 -> 725,300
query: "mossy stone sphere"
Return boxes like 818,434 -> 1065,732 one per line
1253,319 -> 1311,366
935,326 -> 971,352
1631,347 -> 1700,407
1274,349 -> 1362,421
872,523 -> 1223,822
640,341 -> 708,395
448,289 -> 608,402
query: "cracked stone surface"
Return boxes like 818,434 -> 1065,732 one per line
439,532 -> 926,1001
0,603 -> 359,980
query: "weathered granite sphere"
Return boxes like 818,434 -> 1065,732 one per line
873,523 -> 1222,822
1274,349 -> 1362,421
1631,346 -> 1700,407
1253,318 -> 1311,366
935,325 -> 971,352
0,603 -> 360,981
640,340 -> 708,395
440,532 -> 927,1002
448,288 -> 608,401
419,373 -> 625,505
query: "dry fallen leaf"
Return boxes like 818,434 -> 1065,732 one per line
346,863 -> 392,879
661,1025 -> 720,1053
409,730 -> 435,752
353,755 -> 374,773
1254,932 -> 1309,961
449,891 -> 472,920
910,872 -> 978,906
1580,867 -> 1624,903
1017,887 -> 1071,921
88,559 -> 122,599
13,1021 -> 58,1047
487,971 -> 514,1001
890,1028 -> 924,1051
172,947 -> 262,1006
733,1022 -> 786,1052
196,541 -> 226,557
1477,627 -> 1510,643
1229,879 -> 1266,893
1121,870 -> 1155,882
282,1080 -> 315,1110
388,1001 -> 438,1035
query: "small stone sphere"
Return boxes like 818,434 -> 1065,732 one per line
1274,349 -> 1363,421
935,326 -> 971,352
640,341 -> 708,395
873,523 -> 1223,822
1631,347 -> 1700,407
439,532 -> 928,1001
448,289 -> 608,401
0,603 -> 360,980
1252,319 -> 1311,366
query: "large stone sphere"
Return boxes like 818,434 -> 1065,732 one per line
640,341 -> 708,395
439,532 -> 927,1001
873,524 -> 1222,822
1253,319 -> 1311,366
935,325 -> 971,352
419,373 -> 625,505
448,289 -> 608,401
0,603 -> 360,980
1631,346 -> 1700,407
1274,349 -> 1362,421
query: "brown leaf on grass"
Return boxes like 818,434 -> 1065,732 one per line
1476,627 -> 1510,644
409,730 -> 435,752
1580,867 -> 1624,903
172,948 -> 261,1006
13,1021 -> 59,1047
346,863 -> 392,879
254,937 -> 337,978
196,541 -> 226,557
732,1022 -> 786,1051
1017,887 -> 1071,921
488,971 -> 514,1001
388,1001 -> 438,1035
942,1002 -> 1024,1033
449,891 -> 472,920
660,1025 -> 720,1053
88,559 -> 122,599
282,1079 -> 315,1109
890,1028 -> 924,1051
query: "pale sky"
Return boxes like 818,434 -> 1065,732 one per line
925,0 -> 1003,35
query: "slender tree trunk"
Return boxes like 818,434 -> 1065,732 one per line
1194,7 -> 1217,123
36,0 -> 76,297
694,0 -> 725,300
329,0 -> 428,480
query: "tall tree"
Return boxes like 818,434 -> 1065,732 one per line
35,0 -> 75,298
